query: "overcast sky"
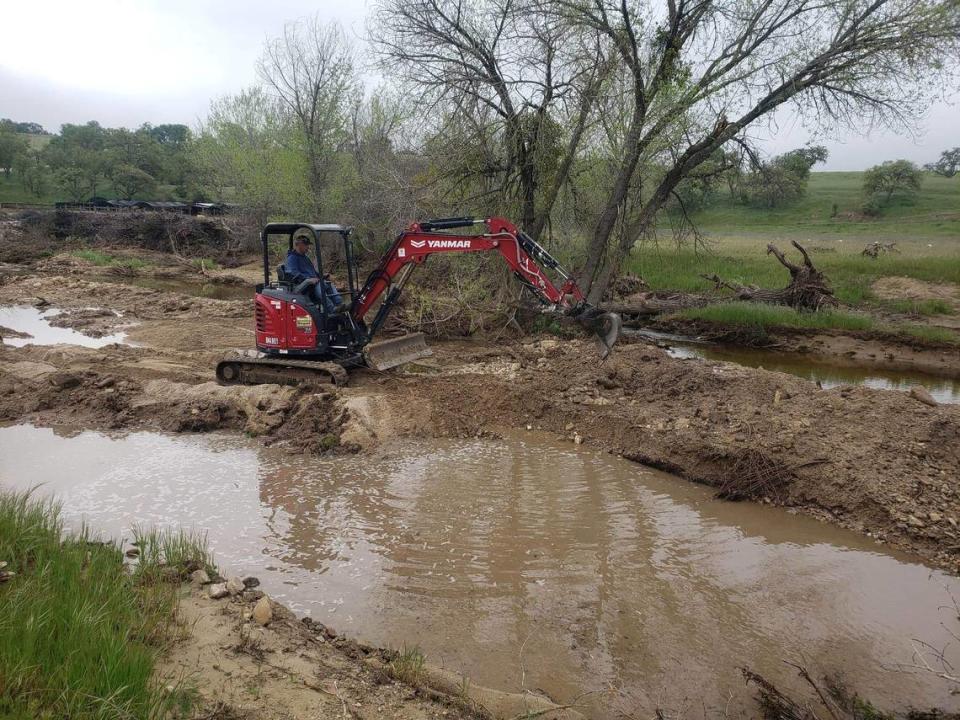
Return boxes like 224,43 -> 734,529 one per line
1,0 -> 956,171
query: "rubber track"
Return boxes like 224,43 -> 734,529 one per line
216,358 -> 349,387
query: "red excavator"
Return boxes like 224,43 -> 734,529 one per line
216,216 -> 621,386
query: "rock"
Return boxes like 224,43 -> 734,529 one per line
190,569 -> 211,586
909,386 -> 938,407
242,576 -> 260,588
907,515 -> 925,528
124,547 -> 140,558
226,576 -> 245,595
242,589 -> 265,602
208,583 -> 229,599
929,512 -> 943,523
573,433 -> 583,445
49,372 -> 82,389
252,596 -> 273,626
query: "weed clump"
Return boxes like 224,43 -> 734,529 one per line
0,489 -> 211,719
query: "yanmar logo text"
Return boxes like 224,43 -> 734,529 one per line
409,239 -> 472,249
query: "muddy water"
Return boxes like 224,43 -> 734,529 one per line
101,276 -> 253,301
2,424 -> 958,716
632,329 -> 960,404
0,305 -> 130,347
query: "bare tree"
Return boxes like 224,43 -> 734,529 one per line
553,0 -> 960,302
370,0 -> 610,240
258,16 -> 358,216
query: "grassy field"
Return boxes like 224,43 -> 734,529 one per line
687,171 -> 960,238
627,173 -> 959,304
0,489 -> 210,719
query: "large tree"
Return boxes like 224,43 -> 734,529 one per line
925,147 -> 960,178
371,0 -> 610,240
552,0 -> 960,301
257,16 -> 358,216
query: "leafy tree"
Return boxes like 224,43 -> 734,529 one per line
193,86 -> 313,222
111,164 -> 157,199
744,146 -> 828,208
258,16 -> 358,216
925,147 -> 960,178
542,0 -> 960,301
0,119 -> 48,135
44,122 -> 109,199
0,128 -> 29,178
863,160 -> 923,204
12,149 -> 52,198
371,0 -> 609,240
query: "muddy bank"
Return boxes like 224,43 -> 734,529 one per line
648,315 -> 960,378
164,581 -> 578,719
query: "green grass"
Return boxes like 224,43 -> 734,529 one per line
674,302 -> 960,345
0,489 -> 210,719
686,171 -> 960,239
70,249 -> 149,270
387,645 -> 427,686
884,298 -> 955,316
676,302 -> 876,332
628,238 -> 960,305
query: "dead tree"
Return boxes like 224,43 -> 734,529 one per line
701,240 -> 838,310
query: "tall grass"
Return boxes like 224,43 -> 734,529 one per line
627,246 -> 960,305
0,489 -> 209,719
676,302 -> 876,332
70,249 -> 149,270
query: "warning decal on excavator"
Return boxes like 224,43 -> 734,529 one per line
295,315 -> 313,331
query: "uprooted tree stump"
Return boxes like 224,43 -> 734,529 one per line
701,240 -> 839,310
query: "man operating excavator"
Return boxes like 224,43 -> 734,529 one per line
284,234 -> 345,314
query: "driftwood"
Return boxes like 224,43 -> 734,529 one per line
701,240 -> 838,310
862,241 -> 899,258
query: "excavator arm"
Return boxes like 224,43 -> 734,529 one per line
351,216 -> 621,363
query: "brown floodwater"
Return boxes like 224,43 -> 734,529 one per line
630,329 -> 960,404
1,424 -> 958,717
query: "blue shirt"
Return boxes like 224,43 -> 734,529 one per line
283,249 -> 343,309
283,249 -> 319,283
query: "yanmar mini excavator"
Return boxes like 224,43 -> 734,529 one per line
215,216 -> 621,386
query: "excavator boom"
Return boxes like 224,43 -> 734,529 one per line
351,216 -> 620,364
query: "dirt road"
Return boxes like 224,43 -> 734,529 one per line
1,267 -> 959,574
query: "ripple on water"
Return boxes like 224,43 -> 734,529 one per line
1,424 -> 958,718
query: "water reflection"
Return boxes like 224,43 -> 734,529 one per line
628,329 -> 959,404
1,424 -> 957,717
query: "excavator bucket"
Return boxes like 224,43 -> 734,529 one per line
364,332 -> 433,371
586,311 -> 622,360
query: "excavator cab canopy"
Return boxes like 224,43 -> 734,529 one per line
259,222 -> 360,302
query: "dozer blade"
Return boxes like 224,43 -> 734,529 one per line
364,332 -> 433,371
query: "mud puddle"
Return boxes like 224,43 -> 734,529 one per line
0,305 -> 130,347
2,424 -> 958,717
101,276 -> 253,301
631,329 -> 960,404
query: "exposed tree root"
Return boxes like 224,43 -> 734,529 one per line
702,240 -> 839,310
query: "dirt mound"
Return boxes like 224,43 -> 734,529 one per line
7,210 -> 259,264
872,276 -> 960,304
